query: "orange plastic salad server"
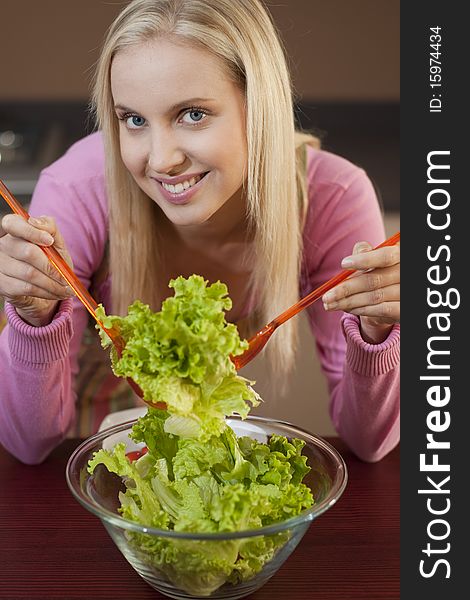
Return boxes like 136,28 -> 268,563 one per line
232,231 -> 400,370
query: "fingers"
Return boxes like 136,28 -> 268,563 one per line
27,215 -> 73,269
1,214 -> 54,246
1,212 -> 73,273
0,235 -> 70,286
353,240 -> 373,255
341,242 -> 400,270
321,239 -> 400,326
0,271 -> 73,302
0,251 -> 73,300
322,264 -> 400,308
324,280 -> 399,312
0,213 -> 75,303
352,301 -> 400,323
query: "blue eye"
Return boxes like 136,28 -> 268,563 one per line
181,109 -> 207,124
125,115 -> 146,129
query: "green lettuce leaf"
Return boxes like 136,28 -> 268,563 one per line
88,443 -> 169,529
95,275 -> 260,439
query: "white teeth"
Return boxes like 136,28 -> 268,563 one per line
161,173 -> 204,194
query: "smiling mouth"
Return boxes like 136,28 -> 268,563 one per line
159,172 -> 209,194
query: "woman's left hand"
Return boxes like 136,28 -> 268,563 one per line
322,240 -> 400,344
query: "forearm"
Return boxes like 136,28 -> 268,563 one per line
0,300 -> 76,464
328,315 -> 400,462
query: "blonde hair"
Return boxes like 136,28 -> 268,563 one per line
92,0 -> 319,375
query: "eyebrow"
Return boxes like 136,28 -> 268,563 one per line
114,97 -> 217,114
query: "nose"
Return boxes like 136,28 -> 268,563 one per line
147,127 -> 186,175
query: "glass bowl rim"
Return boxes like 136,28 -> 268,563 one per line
66,414 -> 348,540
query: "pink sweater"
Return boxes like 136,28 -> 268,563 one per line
0,132 -> 400,464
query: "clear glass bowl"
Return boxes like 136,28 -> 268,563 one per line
66,415 -> 347,599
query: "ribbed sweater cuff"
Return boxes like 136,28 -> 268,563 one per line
5,300 -> 74,364
341,314 -> 400,376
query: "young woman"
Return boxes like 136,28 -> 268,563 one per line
0,0 -> 400,464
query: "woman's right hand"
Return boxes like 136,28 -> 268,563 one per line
0,214 -> 74,327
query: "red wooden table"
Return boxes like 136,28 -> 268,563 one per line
0,438 -> 399,599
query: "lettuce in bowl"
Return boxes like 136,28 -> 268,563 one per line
88,412 -> 313,595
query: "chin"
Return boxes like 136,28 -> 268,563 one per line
163,208 -> 215,227
179,214 -> 216,227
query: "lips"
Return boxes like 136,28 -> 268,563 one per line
160,172 -> 207,194
152,171 -> 209,205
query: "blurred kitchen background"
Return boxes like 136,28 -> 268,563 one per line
0,0 -> 399,435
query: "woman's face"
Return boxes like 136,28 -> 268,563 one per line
111,38 -> 248,228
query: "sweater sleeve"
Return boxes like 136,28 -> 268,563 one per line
0,147 -> 107,464
0,299 -> 78,464
301,149 -> 400,462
